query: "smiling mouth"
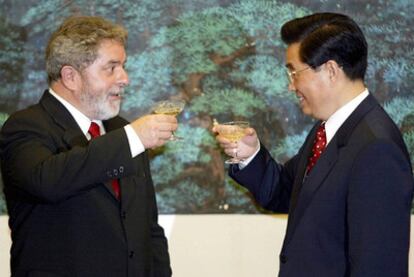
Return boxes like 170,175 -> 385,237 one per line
296,94 -> 304,102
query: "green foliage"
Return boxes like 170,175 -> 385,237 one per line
189,88 -> 266,118
227,0 -> 308,50
1,0 -> 414,214
123,49 -> 176,113
389,0 -> 414,15
123,0 -> 309,117
152,125 -> 217,213
162,8 -> 246,82
156,179 -> 212,213
271,129 -> 309,161
383,97 -> 414,127
0,17 -> 26,111
222,178 -> 260,213
231,55 -> 293,103
151,124 -> 216,185
20,0 -> 70,34
360,6 -> 414,99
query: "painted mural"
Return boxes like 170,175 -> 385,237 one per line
1,0 -> 413,214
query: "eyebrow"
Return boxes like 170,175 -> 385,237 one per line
107,60 -> 121,66
105,59 -> 127,67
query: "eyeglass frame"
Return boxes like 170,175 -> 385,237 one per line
286,66 -> 311,83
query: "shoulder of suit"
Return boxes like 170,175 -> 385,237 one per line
106,115 -> 129,126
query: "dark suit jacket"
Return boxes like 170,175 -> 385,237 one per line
230,94 -> 413,277
0,91 -> 172,277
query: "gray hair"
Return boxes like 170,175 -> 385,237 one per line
45,16 -> 128,84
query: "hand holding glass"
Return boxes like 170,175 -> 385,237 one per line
153,100 -> 185,141
217,121 -> 249,164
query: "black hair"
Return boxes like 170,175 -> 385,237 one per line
281,13 -> 367,80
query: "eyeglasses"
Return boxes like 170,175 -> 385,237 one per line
286,66 -> 311,83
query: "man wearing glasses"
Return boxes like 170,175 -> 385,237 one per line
214,13 -> 413,276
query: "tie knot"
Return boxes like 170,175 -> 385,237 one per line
315,122 -> 326,142
88,122 -> 101,138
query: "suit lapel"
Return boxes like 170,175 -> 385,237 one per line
287,123 -> 320,218
40,90 -> 88,147
284,94 -> 379,245
40,90 -> 122,201
285,137 -> 340,243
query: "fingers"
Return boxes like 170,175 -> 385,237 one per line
214,133 -> 238,156
154,114 -> 178,124
223,145 -> 238,157
212,124 -> 260,160
245,127 -> 255,136
131,114 -> 179,149
216,136 -> 237,148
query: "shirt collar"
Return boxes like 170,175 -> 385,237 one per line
48,88 -> 105,138
324,88 -> 369,144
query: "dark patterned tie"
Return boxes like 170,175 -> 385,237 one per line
88,122 -> 121,200
306,122 -> 326,173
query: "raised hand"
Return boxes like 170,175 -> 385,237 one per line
130,114 -> 178,149
212,122 -> 260,162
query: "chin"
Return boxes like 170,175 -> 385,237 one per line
300,107 -> 312,117
97,108 -> 120,120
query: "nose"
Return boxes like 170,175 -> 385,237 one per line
118,68 -> 129,87
288,80 -> 296,92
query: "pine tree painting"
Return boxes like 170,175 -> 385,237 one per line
0,0 -> 413,214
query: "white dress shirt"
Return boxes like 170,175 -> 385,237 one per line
48,89 -> 145,157
324,89 -> 369,144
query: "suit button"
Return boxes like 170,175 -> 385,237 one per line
280,254 -> 287,264
129,251 -> 134,258
106,170 -> 112,178
113,169 -> 119,176
119,166 -> 124,173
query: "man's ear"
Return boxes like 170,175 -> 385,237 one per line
324,60 -> 342,82
60,65 -> 81,91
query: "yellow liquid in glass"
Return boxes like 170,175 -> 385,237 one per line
221,130 -> 245,142
154,107 -> 181,116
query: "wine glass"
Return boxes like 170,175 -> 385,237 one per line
152,99 -> 186,141
217,121 -> 249,164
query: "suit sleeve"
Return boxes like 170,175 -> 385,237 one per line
0,114 -> 140,203
229,144 -> 299,213
347,140 -> 413,276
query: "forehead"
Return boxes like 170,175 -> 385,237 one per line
285,42 -> 305,69
95,39 -> 126,64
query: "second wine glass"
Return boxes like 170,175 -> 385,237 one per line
217,121 -> 249,164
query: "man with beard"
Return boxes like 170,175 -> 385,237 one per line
214,13 -> 413,276
0,16 -> 173,276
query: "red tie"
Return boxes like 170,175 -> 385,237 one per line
306,122 -> 326,173
88,122 -> 121,200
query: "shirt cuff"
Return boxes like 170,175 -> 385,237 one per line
124,125 -> 145,158
238,140 -> 261,169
